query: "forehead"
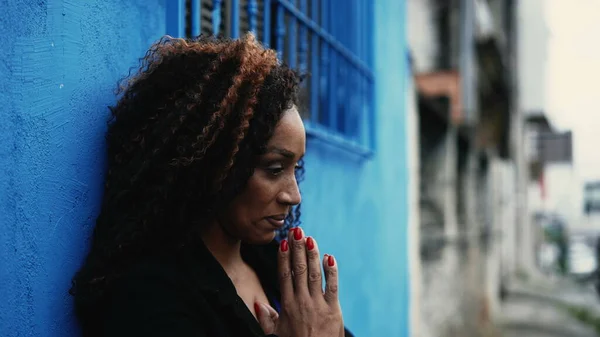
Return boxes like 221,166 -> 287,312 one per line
267,106 -> 306,155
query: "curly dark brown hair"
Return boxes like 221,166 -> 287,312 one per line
71,33 -> 302,318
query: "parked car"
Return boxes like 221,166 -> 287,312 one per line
568,236 -> 598,280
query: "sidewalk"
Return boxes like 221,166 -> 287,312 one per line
499,274 -> 600,337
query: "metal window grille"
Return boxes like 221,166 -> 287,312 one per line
168,0 -> 374,151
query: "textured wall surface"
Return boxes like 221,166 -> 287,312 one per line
300,1 -> 410,335
0,1 -> 410,336
0,1 -> 164,336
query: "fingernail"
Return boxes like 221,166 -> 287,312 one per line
280,239 -> 289,252
254,303 -> 260,315
328,255 -> 335,267
294,227 -> 303,240
306,237 -> 315,250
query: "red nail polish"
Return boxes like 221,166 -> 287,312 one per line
306,237 -> 315,250
294,227 -> 303,240
254,303 -> 260,315
328,255 -> 335,267
280,239 -> 288,252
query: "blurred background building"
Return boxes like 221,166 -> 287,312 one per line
2,0 -> 600,336
408,0 -> 517,335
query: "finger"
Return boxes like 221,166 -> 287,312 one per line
305,236 -> 323,296
278,238 -> 293,300
290,227 -> 309,296
255,302 -> 278,335
263,303 -> 279,320
323,254 -> 339,304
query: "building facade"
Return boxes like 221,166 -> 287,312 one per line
408,0 -> 518,335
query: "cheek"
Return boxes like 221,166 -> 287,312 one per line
244,174 -> 277,205
229,174 -> 277,221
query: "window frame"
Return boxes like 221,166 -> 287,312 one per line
167,0 -> 375,157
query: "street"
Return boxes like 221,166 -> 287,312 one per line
500,275 -> 600,337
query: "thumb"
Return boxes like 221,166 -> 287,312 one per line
255,302 -> 279,335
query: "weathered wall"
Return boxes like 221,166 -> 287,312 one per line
0,1 -> 165,336
517,0 -> 549,114
300,1 -> 410,335
420,242 -> 485,337
407,58 -> 423,337
409,1 -> 498,335
407,0 -> 439,73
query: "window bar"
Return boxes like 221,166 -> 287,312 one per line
231,0 -> 240,38
346,1 -> 359,140
358,0 -> 365,143
275,4 -> 285,59
367,76 -> 377,149
366,0 -> 373,68
339,0 -> 348,134
367,0 -> 374,149
327,0 -> 337,130
339,0 -> 345,44
349,0 -> 357,138
350,1 -> 355,52
356,0 -> 362,61
298,0 -> 308,73
334,0 -> 341,40
276,0 -> 372,78
190,0 -> 201,37
263,0 -> 271,46
166,0 -> 185,38
212,0 -> 223,36
363,76 -> 370,148
358,0 -> 367,62
319,0 -> 329,126
348,71 -> 358,140
309,0 -> 319,124
338,60 -> 346,134
288,10 -> 297,68
359,75 -> 367,148
247,0 -> 258,33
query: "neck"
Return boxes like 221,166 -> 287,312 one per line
201,221 -> 245,272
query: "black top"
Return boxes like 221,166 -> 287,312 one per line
97,240 -> 353,337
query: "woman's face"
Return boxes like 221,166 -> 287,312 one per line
222,106 -> 306,244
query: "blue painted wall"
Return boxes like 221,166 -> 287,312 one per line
0,1 -> 165,336
301,2 -> 409,336
0,1 -> 409,336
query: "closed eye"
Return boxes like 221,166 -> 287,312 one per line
266,164 -> 284,176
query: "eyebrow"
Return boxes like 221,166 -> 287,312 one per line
266,147 -> 296,159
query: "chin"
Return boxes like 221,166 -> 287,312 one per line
247,231 -> 277,245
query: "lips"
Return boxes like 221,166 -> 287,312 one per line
265,215 -> 286,227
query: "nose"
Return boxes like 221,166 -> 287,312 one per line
277,175 -> 302,206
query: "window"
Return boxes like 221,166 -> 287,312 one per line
167,0 -> 374,154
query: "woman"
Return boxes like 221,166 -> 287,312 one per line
71,34 -> 349,337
